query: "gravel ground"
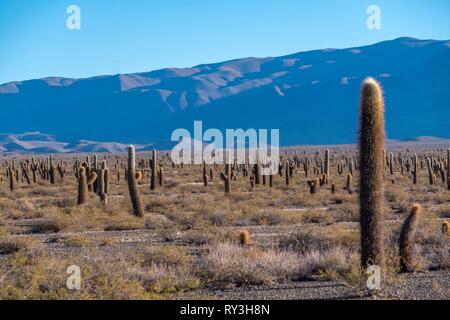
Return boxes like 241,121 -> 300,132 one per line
2,218 -> 448,300
201,271 -> 450,300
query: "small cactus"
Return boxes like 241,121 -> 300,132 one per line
442,221 -> 449,236
239,229 -> 251,246
399,205 -> 421,273
307,179 -> 319,194
346,174 -> 353,194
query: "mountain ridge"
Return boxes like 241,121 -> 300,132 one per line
1,37 -> 449,145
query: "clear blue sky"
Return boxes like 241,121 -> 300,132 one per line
1,0 -> 449,84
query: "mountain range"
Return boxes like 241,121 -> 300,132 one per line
1,37 -> 449,149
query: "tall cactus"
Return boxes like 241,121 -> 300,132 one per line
77,167 -> 88,205
127,146 -> 144,217
285,161 -> 290,185
447,149 -> 450,190
49,154 -> 55,184
220,163 -> 231,195
426,158 -> 434,185
8,168 -> 15,191
203,161 -> 208,187
98,160 -> 108,205
93,154 -> 98,192
346,173 -> 353,194
359,78 -> 386,270
150,149 -> 157,190
412,154 -> 418,185
324,149 -> 330,183
389,152 -> 394,175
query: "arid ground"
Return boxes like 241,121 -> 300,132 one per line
0,143 -> 449,300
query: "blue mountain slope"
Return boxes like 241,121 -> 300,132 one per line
0,37 -> 449,145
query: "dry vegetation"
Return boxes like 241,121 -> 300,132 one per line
0,142 -> 449,300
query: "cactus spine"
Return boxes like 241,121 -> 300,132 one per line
359,78 -> 386,270
127,146 -> 144,217
399,205 -> 421,273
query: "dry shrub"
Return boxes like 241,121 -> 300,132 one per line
249,211 -> 282,226
142,246 -> 190,268
104,214 -> 144,231
200,243 -> 357,288
0,198 -> 41,220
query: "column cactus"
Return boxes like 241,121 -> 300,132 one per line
412,154 -> 418,185
158,167 -> 163,186
389,152 -> 394,175
77,167 -> 88,205
346,174 -> 353,194
203,161 -> 208,187
8,168 -> 15,191
127,145 -> 144,217
285,161 -> 290,185
447,149 -> 450,190
359,77 -> 386,270
220,162 -> 231,195
150,149 -> 157,190
399,205 -> 421,273
49,154 -> 55,184
93,154 -> 98,192
426,158 -> 434,185
97,160 -> 108,205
